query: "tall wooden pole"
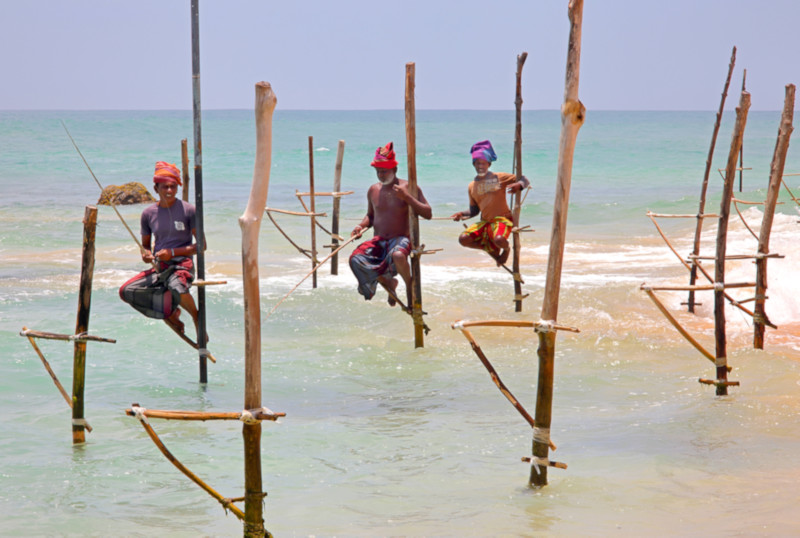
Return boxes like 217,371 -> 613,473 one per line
754,84 -> 795,348
181,138 -> 190,202
238,81 -> 276,538
512,52 -> 528,313
738,70 -> 747,192
714,90 -> 751,396
308,136 -> 318,288
530,0 -> 584,487
72,205 -> 97,444
331,140 -> 345,275
688,47 -> 736,313
190,0 -> 209,383
405,62 -> 424,348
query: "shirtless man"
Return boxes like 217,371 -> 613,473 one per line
349,142 -> 432,308
451,139 -> 529,266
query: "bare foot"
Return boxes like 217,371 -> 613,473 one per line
386,278 -> 398,307
165,308 -> 185,334
497,248 -> 510,266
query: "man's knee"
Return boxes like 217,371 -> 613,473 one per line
458,233 -> 471,246
392,250 -> 408,266
493,235 -> 509,249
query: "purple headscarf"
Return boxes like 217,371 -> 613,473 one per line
470,140 -> 497,162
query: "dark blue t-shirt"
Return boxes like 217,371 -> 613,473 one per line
140,200 -> 197,252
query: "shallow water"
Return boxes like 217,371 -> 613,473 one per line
1,110 -> 799,536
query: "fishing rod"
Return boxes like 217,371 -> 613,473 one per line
61,120 -> 157,271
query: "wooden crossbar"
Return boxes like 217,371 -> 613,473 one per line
20,328 -> 116,344
294,190 -> 354,198
265,207 -> 326,217
647,211 -> 719,219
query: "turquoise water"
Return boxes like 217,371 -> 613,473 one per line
2,109 -> 800,536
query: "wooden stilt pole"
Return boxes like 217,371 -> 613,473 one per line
190,0 -> 209,384
308,136 -> 318,289
238,81 -> 277,538
72,205 -> 97,444
405,62 -> 424,348
530,0 -> 584,488
331,140 -> 345,275
688,46 -> 736,313
181,138 -> 190,202
738,70 -> 747,193
754,84 -> 795,349
512,52 -> 528,313
714,90 -> 751,396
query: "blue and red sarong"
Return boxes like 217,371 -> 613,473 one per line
349,236 -> 411,300
119,257 -> 194,319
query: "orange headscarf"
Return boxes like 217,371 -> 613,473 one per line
153,161 -> 182,185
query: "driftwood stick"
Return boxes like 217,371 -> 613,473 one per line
295,194 -> 336,237
264,235 -> 360,321
192,280 -> 228,287
266,210 -> 312,258
331,140 -> 346,275
780,178 -> 800,207
266,207 -> 326,217
688,46 -> 736,312
454,326 -> 556,450
295,191 -> 354,197
647,212 -> 719,219
22,327 -> 94,432
521,456 -> 568,469
406,62 -> 425,348
732,199 -> 759,241
755,84 -> 794,348
531,0 -> 584,487
646,282 -> 755,292
453,319 -> 580,333
647,213 -> 764,322
640,288 -> 731,369
125,407 -> 284,422
61,121 -> 157,271
714,90 -> 751,395
689,254 -> 782,261
238,81 -> 277,534
20,328 -> 116,344
128,406 -> 245,521
512,51 -> 528,313
379,281 -> 431,334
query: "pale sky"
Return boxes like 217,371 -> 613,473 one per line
1,0 -> 797,111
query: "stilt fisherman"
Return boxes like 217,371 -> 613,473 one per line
119,161 -> 207,342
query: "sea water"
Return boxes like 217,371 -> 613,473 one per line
1,109 -> 799,537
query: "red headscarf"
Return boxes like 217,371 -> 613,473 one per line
153,161 -> 182,185
370,142 -> 398,169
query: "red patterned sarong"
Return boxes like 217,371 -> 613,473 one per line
463,216 -> 512,256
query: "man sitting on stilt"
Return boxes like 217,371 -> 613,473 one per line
349,142 -> 432,309
451,140 -> 529,266
119,161 -> 207,343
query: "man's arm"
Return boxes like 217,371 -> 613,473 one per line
392,182 -> 432,220
352,186 -> 375,237
141,235 -> 155,263
411,186 -> 432,220
500,172 -> 530,194
451,186 -> 479,221
451,205 -> 479,221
